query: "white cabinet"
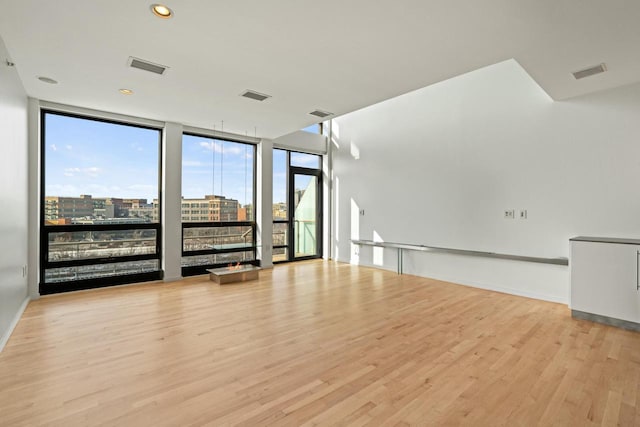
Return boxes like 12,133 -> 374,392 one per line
570,237 -> 640,325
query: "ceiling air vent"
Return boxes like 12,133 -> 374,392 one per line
572,63 -> 607,80
309,109 -> 333,118
128,56 -> 169,75
240,90 -> 271,101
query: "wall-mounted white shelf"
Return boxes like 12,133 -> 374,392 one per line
352,239 -> 568,274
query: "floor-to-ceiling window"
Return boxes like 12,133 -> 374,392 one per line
181,133 -> 256,275
273,149 -> 323,263
40,111 -> 162,294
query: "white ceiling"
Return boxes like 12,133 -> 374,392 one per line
0,0 -> 638,139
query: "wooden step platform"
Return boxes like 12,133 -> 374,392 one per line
207,265 -> 260,284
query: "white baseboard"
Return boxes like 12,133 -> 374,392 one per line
424,273 -> 568,305
338,257 -> 568,305
0,296 -> 30,353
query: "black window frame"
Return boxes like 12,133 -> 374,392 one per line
180,132 -> 258,276
40,110 -> 163,295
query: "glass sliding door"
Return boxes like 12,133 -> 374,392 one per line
272,149 -> 322,263
291,172 -> 320,259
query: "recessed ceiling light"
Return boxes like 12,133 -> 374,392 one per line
150,4 -> 173,18
38,76 -> 58,84
119,88 -> 134,95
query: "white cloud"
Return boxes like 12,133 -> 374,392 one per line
85,167 -> 100,178
50,144 -> 58,151
65,145 -> 73,150
199,141 -> 219,152
63,167 -> 80,177
182,160 -> 208,167
62,167 -> 100,178
127,184 -> 156,192
183,170 -> 212,175
46,184 -> 79,197
199,141 -> 244,155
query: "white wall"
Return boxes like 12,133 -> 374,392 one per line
332,59 -> 640,304
0,36 -> 29,350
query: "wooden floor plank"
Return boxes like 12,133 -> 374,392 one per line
0,260 -> 638,426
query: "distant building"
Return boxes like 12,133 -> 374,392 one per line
44,194 -> 156,223
181,195 -> 239,222
238,207 -> 247,221
273,202 -> 287,219
44,194 -> 242,223
127,200 -> 156,221
45,195 -> 95,221
93,203 -> 115,219
238,204 -> 254,221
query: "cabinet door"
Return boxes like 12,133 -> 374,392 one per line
571,242 -> 640,323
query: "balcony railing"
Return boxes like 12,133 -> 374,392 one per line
181,221 -> 257,276
41,222 -> 162,294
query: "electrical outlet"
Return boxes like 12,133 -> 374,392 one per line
519,209 -> 527,219
359,209 -> 365,216
504,209 -> 515,219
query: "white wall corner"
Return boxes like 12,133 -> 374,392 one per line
0,297 -> 30,353
27,98 -> 41,299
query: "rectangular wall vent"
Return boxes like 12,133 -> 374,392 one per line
128,57 -> 168,75
309,109 -> 333,118
572,63 -> 607,80
240,90 -> 271,101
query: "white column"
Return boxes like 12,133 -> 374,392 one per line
257,139 -> 273,268
162,122 -> 183,281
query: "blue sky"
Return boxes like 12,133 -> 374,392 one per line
45,113 -> 320,206
45,114 -> 160,202
45,114 -> 254,205
182,134 -> 254,205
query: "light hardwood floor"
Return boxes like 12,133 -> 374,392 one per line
1,260 -> 638,426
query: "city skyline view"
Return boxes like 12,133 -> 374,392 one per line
45,114 -> 256,207
45,113 -> 161,202
45,113 -> 322,215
